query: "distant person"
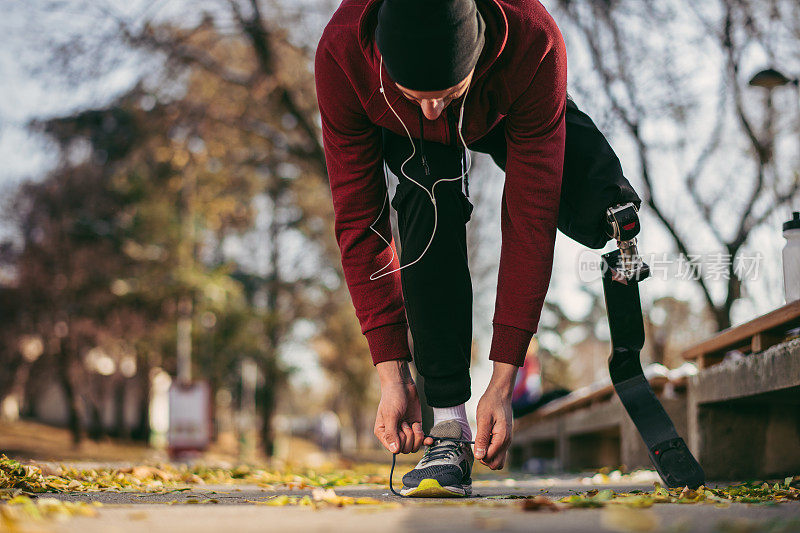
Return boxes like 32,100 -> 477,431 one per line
511,348 -> 570,418
512,352 -> 543,414
315,0 -> 635,497
317,411 -> 341,452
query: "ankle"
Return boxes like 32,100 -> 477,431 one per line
432,403 -> 472,440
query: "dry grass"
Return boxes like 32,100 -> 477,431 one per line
0,420 -> 342,467
0,419 -> 161,463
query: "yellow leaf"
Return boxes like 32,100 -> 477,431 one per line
353,497 -> 383,505
264,495 -> 291,506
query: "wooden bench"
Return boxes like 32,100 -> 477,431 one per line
682,300 -> 800,368
681,301 -> 800,478
511,369 -> 687,473
511,302 -> 800,478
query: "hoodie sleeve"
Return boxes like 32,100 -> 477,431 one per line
314,43 -> 411,365
488,29 -> 567,367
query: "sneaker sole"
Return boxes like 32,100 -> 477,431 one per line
400,478 -> 472,498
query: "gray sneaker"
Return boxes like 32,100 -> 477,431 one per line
400,420 -> 473,497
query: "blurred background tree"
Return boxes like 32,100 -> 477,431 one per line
554,0 -> 800,330
0,7 -> 349,454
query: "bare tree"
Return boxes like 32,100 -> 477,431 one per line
17,0 -> 376,453
554,0 -> 800,330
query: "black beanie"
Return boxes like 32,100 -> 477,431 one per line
375,0 -> 485,92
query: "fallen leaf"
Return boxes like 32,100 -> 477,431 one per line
520,496 -> 559,512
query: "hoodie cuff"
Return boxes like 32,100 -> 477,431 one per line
365,323 -> 412,365
488,323 -> 534,367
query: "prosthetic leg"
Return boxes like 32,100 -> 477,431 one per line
601,204 -> 705,489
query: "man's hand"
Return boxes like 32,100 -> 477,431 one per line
474,362 -> 518,470
374,360 -> 426,454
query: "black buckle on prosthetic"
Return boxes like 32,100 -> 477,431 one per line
606,203 -> 640,242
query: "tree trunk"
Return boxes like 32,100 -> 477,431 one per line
132,354 -> 151,442
257,374 -> 276,457
712,306 -> 732,332
176,295 -> 194,385
0,354 -> 31,421
114,376 -> 129,439
349,405 -> 363,451
58,337 -> 83,445
0,352 -> 22,402
88,396 -> 105,441
644,319 -> 667,365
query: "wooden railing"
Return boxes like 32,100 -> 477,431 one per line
681,300 -> 800,368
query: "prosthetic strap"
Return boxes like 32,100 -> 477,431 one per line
602,250 -> 705,489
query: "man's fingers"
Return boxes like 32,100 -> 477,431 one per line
477,450 -> 504,470
382,415 -> 400,453
485,425 -> 507,462
397,430 -> 407,453
411,422 -> 425,452
474,415 -> 492,460
488,440 -> 510,471
400,422 -> 414,454
483,426 -> 510,471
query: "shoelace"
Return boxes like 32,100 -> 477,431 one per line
420,440 -> 461,464
388,435 -> 475,497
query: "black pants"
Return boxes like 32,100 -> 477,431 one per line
382,99 -> 640,408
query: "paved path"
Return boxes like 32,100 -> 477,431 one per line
37,480 -> 800,533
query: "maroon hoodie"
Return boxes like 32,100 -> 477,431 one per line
314,0 -> 566,367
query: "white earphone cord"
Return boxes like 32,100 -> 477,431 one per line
369,57 -> 473,281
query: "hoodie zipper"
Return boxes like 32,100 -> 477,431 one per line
417,105 -> 468,197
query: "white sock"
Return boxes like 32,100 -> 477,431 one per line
432,403 -> 472,440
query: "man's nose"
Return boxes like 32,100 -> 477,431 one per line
421,99 -> 444,120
